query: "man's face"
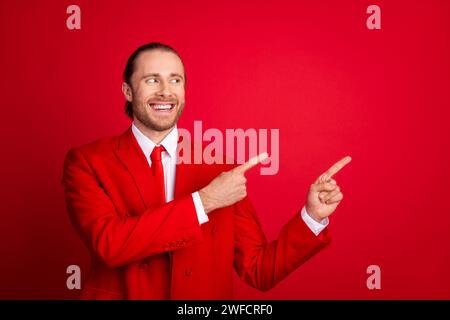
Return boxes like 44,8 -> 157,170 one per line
125,49 -> 186,132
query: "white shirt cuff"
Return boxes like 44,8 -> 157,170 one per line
192,192 -> 209,225
300,206 -> 329,236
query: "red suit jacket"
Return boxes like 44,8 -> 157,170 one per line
62,126 -> 331,299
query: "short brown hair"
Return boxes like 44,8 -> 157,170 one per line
122,42 -> 185,119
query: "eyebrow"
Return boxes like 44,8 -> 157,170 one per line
141,73 -> 184,80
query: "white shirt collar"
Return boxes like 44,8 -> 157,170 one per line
131,122 -> 178,160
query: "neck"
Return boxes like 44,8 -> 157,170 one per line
133,118 -> 174,145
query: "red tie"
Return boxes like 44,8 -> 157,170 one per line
150,145 -> 166,204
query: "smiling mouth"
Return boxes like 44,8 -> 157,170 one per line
148,103 -> 176,111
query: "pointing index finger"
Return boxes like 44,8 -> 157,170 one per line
322,156 -> 352,180
233,152 -> 268,174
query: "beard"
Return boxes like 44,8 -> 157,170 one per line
132,100 -> 185,132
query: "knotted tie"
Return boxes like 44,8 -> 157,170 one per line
150,145 -> 166,204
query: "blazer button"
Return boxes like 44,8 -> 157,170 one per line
184,268 -> 192,277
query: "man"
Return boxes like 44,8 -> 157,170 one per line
62,42 -> 351,299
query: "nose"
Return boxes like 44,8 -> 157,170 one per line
157,80 -> 172,97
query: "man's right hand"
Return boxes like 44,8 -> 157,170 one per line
199,153 -> 268,214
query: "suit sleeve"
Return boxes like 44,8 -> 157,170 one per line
62,148 -> 204,268
233,196 -> 331,292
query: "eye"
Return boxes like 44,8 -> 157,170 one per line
170,78 -> 181,84
146,78 -> 158,84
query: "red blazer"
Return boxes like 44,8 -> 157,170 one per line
62,126 -> 331,299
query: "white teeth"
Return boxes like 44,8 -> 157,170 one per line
150,104 -> 173,110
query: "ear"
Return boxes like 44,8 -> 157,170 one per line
122,82 -> 133,102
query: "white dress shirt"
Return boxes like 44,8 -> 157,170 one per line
131,123 -> 328,235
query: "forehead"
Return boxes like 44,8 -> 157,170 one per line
133,49 -> 184,76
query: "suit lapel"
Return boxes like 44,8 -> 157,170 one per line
114,126 -> 198,208
114,127 -> 157,209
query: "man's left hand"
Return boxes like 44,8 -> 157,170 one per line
305,156 -> 352,223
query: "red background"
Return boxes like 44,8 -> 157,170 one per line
0,0 -> 449,299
